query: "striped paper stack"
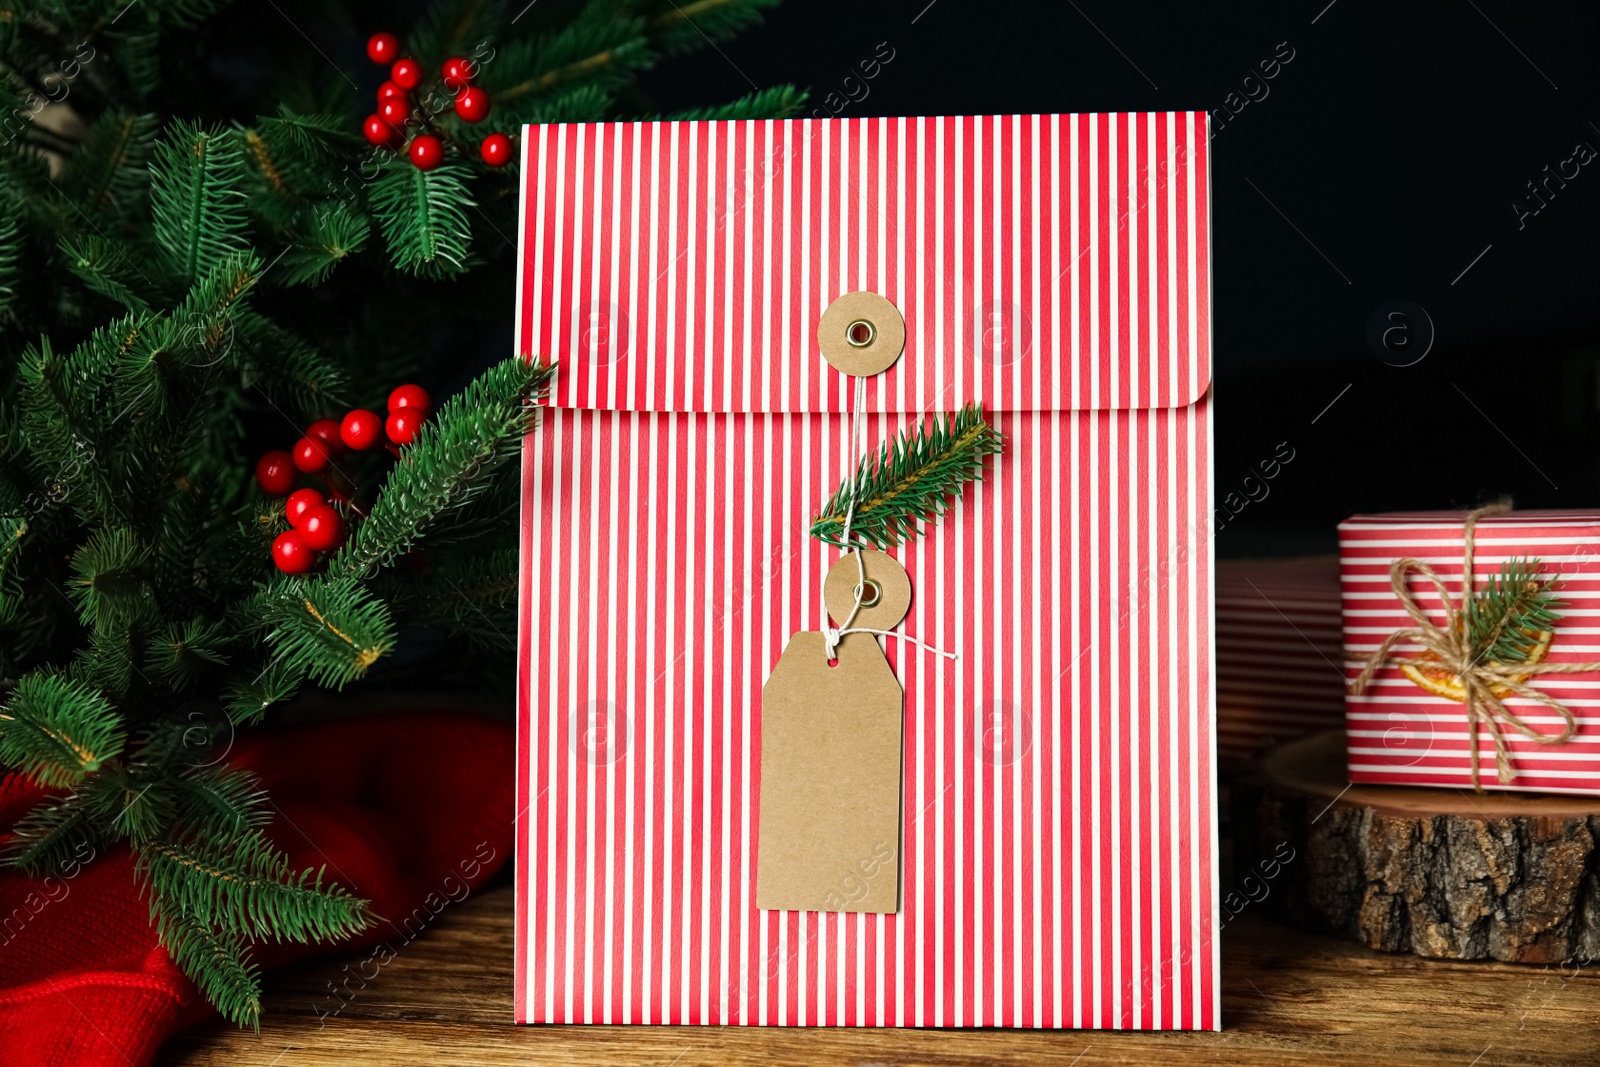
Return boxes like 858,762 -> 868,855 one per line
1340,510 -> 1600,795
1214,556 -> 1344,769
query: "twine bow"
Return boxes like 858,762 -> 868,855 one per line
1350,502 -> 1600,790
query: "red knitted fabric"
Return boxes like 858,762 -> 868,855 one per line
0,712 -> 514,1067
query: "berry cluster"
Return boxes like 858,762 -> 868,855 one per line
254,384 -> 433,574
362,32 -> 513,170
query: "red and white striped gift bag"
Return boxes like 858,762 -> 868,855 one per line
1215,556 -> 1344,768
1341,510 -> 1600,795
514,113 -> 1219,1029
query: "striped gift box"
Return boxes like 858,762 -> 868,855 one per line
514,113 -> 1219,1028
1215,556 -> 1344,769
1340,510 -> 1600,795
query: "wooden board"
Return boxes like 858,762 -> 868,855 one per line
1233,730 -> 1600,964
156,881 -> 1600,1066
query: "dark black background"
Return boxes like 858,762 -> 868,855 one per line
628,0 -> 1600,555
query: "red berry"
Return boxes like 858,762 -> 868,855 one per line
390,57 -> 422,90
480,132 -> 513,167
367,32 -> 399,66
387,383 -> 431,413
299,505 -> 345,552
341,409 -> 384,450
363,113 -> 399,148
386,408 -> 424,446
306,418 -> 345,453
272,530 -> 316,574
378,97 -> 410,129
256,450 -> 297,495
442,56 -> 475,90
292,436 -> 333,473
409,134 -> 444,171
286,488 -> 325,529
377,79 -> 406,101
454,87 -> 490,123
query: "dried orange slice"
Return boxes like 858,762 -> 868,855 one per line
1399,630 -> 1552,702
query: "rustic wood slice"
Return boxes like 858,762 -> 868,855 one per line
1231,730 -> 1600,965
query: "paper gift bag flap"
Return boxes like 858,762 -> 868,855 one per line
516,112 -> 1210,415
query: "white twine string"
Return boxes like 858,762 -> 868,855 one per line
821,375 -> 958,664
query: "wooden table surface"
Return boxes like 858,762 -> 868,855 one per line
157,882 -> 1600,1067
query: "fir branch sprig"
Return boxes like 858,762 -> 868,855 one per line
257,577 -> 397,690
369,161 -> 474,278
135,827 -> 372,943
1466,557 -> 1563,664
331,356 -> 554,579
2,793 -> 98,878
0,673 -> 127,788
149,120 -> 250,284
810,403 -> 1003,549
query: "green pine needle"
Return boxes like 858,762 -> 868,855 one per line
145,617 -> 232,689
221,658 -> 305,725
1466,557 -> 1564,664
273,204 -> 370,287
2,794 -> 98,878
69,527 -> 154,630
665,84 -> 807,122
810,403 -> 1004,549
257,577 -> 397,690
370,162 -> 474,278
64,110 -> 161,219
83,770 -> 178,841
0,208 -> 19,321
492,4 -> 653,106
0,673 -> 127,788
136,827 -> 372,943
60,235 -> 162,312
151,120 -> 249,284
154,911 -> 264,1030
332,356 -> 555,578
648,0 -> 781,58
172,766 -> 272,838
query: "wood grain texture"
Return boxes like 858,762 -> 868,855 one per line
157,880 -> 1600,1066
1234,731 -> 1600,965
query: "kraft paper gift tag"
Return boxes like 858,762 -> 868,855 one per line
756,551 -> 910,913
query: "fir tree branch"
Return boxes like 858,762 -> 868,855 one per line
369,161 -> 474,278
810,403 -> 1003,549
273,203 -> 369,287
17,332 -> 123,524
149,120 -> 249,284
0,208 -> 19,322
492,3 -> 653,104
172,765 -> 271,839
136,826 -> 372,943
69,526 -> 154,630
145,617 -> 231,689
151,909 -> 263,1030
330,356 -> 554,578
646,0 -> 780,57
82,768 -> 177,840
64,109 -> 160,218
1466,557 -> 1563,664
221,657 -> 303,726
60,234 -> 162,312
2,792 -> 98,878
409,0 -> 507,69
0,672 -> 126,788
257,577 -> 397,689
663,84 -> 806,121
